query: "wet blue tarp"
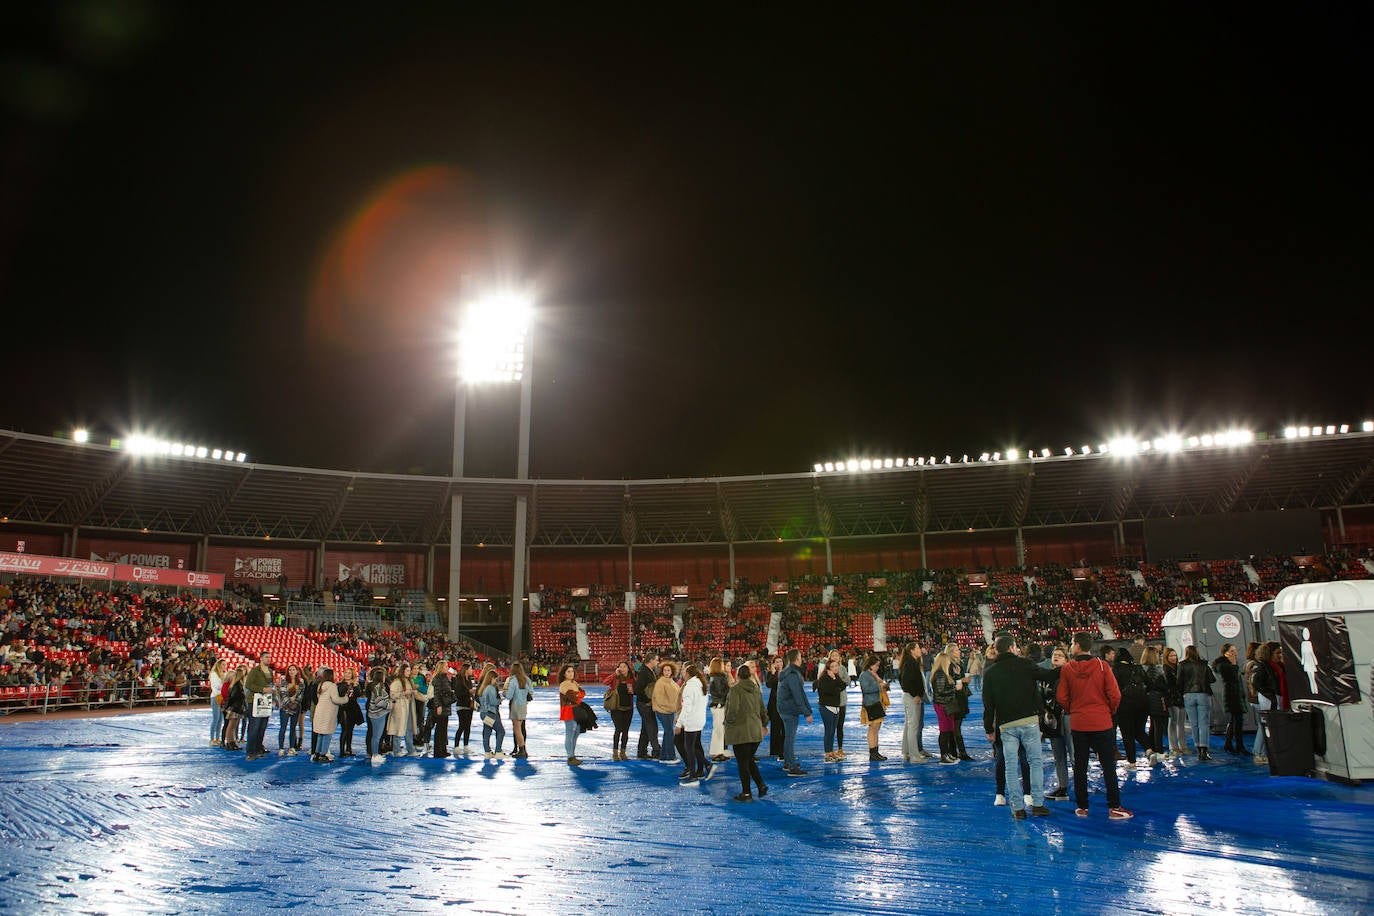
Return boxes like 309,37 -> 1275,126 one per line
2,688 -> 1371,914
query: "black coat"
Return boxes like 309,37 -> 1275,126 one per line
1213,657 -> 1244,715
1161,663 -> 1184,708
340,682 -> 364,726
1178,658 -> 1215,695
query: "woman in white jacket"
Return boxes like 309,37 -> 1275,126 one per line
208,659 -> 227,746
678,663 -> 709,785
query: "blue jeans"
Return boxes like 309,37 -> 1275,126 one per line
820,706 -> 839,753
1049,733 -> 1069,792
210,701 -> 224,743
782,714 -> 800,769
1184,692 -> 1212,754
564,719 -> 579,757
278,711 -> 300,750
393,729 -> 417,757
1000,723 -> 1045,810
246,714 -> 269,756
368,716 -> 387,756
656,712 -> 677,761
1253,696 -> 1271,757
316,733 -> 333,757
482,717 -> 505,753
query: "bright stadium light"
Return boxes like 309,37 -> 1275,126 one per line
1364,421 -> 1373,432
458,291 -> 533,384
1284,426 -> 1299,438
1339,425 -> 1350,434
235,452 -> 247,462
1325,425 -> 1336,435
1109,437 -> 1138,457
1298,427 -> 1310,437
73,428 -> 89,443
1006,448 -> 1019,461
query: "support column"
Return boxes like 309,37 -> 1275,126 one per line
825,537 -> 833,575
316,542 -> 326,589
449,387 -> 466,642
728,542 -> 736,586
510,333 -> 533,655
920,532 -> 927,569
627,544 -> 634,586
1337,505 -> 1347,541
1016,528 -> 1025,568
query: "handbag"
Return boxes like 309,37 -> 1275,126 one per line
482,713 -> 496,727
251,693 -> 273,718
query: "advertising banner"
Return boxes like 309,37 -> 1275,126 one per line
325,551 -> 423,587
205,546 -> 313,584
0,551 -> 221,589
115,564 -> 223,590
0,532 -> 62,556
78,538 -> 193,571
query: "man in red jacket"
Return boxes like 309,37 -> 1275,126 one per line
1057,632 -> 1133,820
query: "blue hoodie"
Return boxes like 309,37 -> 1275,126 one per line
775,663 -> 812,717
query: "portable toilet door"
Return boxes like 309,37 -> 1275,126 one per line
1259,599 -> 1278,643
1191,601 -> 1259,734
1160,605 -> 1196,661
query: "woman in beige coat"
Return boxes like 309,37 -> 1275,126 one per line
387,663 -> 417,757
311,668 -> 350,762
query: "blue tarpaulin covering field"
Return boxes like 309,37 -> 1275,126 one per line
2,688 -> 1371,914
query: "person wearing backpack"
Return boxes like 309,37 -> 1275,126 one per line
1114,648 -> 1157,767
365,666 -> 392,764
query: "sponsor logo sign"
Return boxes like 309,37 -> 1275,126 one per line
1215,612 -> 1242,639
337,562 -> 406,585
233,556 -> 284,580
92,551 -> 173,569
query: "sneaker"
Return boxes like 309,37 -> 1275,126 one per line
994,794 -> 1007,807
1031,805 -> 1051,817
835,749 -> 847,759
1075,807 -> 1090,818
1109,807 -> 1134,820
757,784 -> 769,797
677,770 -> 692,779
277,749 -> 287,757
210,739 -> 221,747
1024,794 -> 1033,808
370,754 -> 385,764
1254,755 -> 1268,766
786,766 -> 809,777
1046,788 -> 1069,801
287,748 -> 299,756
733,792 -> 753,802
568,757 -> 582,766
484,751 -> 495,758
1124,760 -> 1137,770
393,750 -> 408,758
679,777 -> 699,786
1012,809 -> 1027,819
941,755 -> 959,765
704,764 -> 717,781
494,751 -> 507,758
325,753 -> 335,761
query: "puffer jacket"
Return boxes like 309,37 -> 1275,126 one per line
775,663 -> 812,717
1056,654 -> 1121,732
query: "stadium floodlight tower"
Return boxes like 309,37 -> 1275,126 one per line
450,290 -> 534,652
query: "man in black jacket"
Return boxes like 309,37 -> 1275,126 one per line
899,641 -> 931,762
634,652 -> 661,759
983,635 -> 1054,818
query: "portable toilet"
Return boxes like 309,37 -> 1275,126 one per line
1161,601 -> 1260,733
1272,581 -> 1374,782
1249,599 -> 1277,644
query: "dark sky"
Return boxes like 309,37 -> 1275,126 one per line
3,5 -> 1371,479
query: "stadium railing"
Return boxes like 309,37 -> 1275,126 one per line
0,680 -> 209,715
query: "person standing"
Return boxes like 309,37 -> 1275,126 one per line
706,657 -> 733,763
559,664 -> 586,766
1058,632 -> 1132,820
1139,647 -> 1169,760
1161,647 -> 1187,758
858,654 -> 888,762
982,635 -> 1052,818
815,655 -> 847,762
338,668 -> 364,758
678,663 -> 709,784
243,651 -> 274,761
1213,644 -> 1247,756
1178,645 -> 1216,760
944,643 -> 974,761
505,662 -> 534,759
776,648 -> 813,776
208,659 -> 227,747
607,661 -> 636,761
899,641 -> 930,762
274,664 -> 304,756
1244,642 -> 1267,765
1041,646 -> 1070,801
387,663 -> 418,758
766,656 -> 786,760
634,652 -> 662,760
452,663 -> 475,755
311,667 -> 349,762
365,666 -> 391,764
966,646 -> 985,695
723,661 -> 769,801
478,667 -> 506,758
1113,648 -> 1156,767
429,660 -> 454,759
651,661 -> 681,764
823,648 -> 849,759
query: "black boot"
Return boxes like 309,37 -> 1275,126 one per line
939,732 -> 958,764
955,731 -> 974,761
869,747 -> 886,761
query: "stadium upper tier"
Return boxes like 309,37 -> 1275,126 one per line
2,428 -> 1373,549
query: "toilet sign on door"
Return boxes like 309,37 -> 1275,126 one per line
1216,613 -> 1242,638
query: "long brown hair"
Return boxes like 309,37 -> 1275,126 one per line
684,662 -> 708,692
510,662 -> 528,689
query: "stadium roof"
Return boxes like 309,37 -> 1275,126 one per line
1,429 -> 1373,549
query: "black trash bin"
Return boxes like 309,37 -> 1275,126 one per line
1262,710 -> 1315,777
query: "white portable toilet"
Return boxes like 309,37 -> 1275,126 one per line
1249,600 -> 1277,644
1272,581 -> 1374,783
1161,601 -> 1259,733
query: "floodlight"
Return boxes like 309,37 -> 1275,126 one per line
1364,421 -> 1374,433
1186,436 -> 1200,448
1109,437 -> 1138,457
212,449 -> 223,460
944,456 -> 952,464
1325,425 -> 1336,435
1339,425 -> 1349,434
1284,427 -> 1298,438
1006,449 -> 1018,461
1157,435 -> 1183,453
979,452 -> 990,462
823,462 -> 835,472
73,428 -> 89,443
195,446 -> 208,458
1041,448 -> 1051,458
993,452 -> 1001,461
458,291 -> 533,384
1298,427 -> 1310,437
235,452 -> 247,462
1138,440 -> 1151,452
846,459 -> 858,472
1064,448 -> 1074,457
1080,446 -> 1091,455
813,463 -> 823,473
1201,434 -> 1214,447
859,459 -> 872,471
1311,426 -> 1323,437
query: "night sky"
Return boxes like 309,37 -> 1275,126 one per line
3,5 -> 1370,480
